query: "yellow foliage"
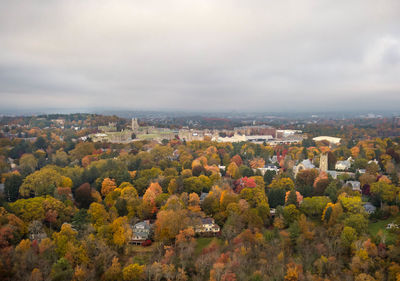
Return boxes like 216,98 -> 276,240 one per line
16,239 -> 31,252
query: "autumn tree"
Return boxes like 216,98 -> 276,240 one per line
143,182 -> 163,213
300,196 -> 331,219
295,169 -> 318,197
88,202 -> 109,230
227,162 -> 240,179
75,183 -> 94,208
19,167 -> 63,197
109,216 -> 132,248
52,223 -> 78,256
341,226 -> 357,250
70,142 -> 95,161
50,258 -> 73,281
122,264 -> 144,281
104,257 -> 123,281
370,181 -> 399,207
101,178 -> 117,197
155,209 -> 191,241
269,177 -> 295,191
231,155 -> 243,166
19,153 -> 38,175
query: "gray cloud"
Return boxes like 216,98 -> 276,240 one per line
0,0 -> 399,112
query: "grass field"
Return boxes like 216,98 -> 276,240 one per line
194,237 -> 223,256
368,217 -> 399,244
126,243 -> 159,264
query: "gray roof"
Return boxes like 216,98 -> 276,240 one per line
326,170 -> 337,178
363,203 -> 376,212
299,159 -> 315,169
346,181 -> 361,188
133,221 -> 151,230
132,232 -> 149,240
201,217 -> 215,224
200,192 -> 209,201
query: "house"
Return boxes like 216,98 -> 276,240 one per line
335,157 -> 353,171
256,164 -> 279,176
294,159 -> 315,176
200,192 -> 209,202
363,203 -> 376,214
326,170 -> 338,179
270,156 -> 278,163
357,169 -> 366,174
346,181 -> 361,192
386,223 -> 399,229
368,159 -> 379,165
218,165 -> 226,171
195,218 -> 220,235
130,221 -> 152,245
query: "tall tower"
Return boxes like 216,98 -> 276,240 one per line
319,153 -> 328,172
131,118 -> 139,133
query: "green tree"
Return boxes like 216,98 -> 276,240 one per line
269,177 -> 295,191
19,167 -> 63,197
341,226 -> 357,249
50,258 -> 73,281
343,213 -> 368,234
283,204 -> 300,225
19,153 -> 38,175
4,173 -> 23,202
52,223 -> 78,256
370,181 -> 399,207
263,170 -> 276,186
300,196 -> 331,219
286,190 -> 299,207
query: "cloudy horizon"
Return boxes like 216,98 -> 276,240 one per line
1,0 -> 400,113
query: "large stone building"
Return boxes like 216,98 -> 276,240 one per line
319,153 -> 328,172
131,118 -> 139,133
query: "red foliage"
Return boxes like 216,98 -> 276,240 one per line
221,271 -> 237,281
0,227 -> 13,248
201,242 -> 219,255
231,155 -> 243,167
217,253 -> 230,264
45,210 -> 58,224
234,177 -> 256,193
31,239 -> 39,254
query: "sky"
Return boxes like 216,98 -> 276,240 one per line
0,0 -> 400,113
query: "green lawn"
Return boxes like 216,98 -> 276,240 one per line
194,237 -> 223,256
125,243 -> 159,264
368,217 -> 399,244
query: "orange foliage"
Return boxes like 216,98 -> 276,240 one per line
101,178 -> 117,197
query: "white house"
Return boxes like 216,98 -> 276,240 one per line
335,157 -> 353,171
293,159 -> 315,176
255,164 -> 279,176
195,218 -> 220,234
386,223 -> 399,229
346,181 -> 361,192
130,221 -> 152,245
218,165 -> 226,171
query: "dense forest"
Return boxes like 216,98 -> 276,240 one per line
0,115 -> 400,281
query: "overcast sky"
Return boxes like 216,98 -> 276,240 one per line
1,0 -> 400,113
